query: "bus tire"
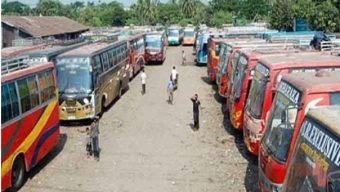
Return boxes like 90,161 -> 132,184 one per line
99,97 -> 105,117
118,83 -> 123,98
11,155 -> 26,191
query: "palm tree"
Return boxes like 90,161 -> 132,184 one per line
180,0 -> 196,18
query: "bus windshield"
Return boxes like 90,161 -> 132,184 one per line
232,55 -> 248,101
263,86 -> 300,163
184,31 -> 194,37
145,36 -> 162,50
169,30 -> 179,37
247,64 -> 269,118
56,57 -> 92,94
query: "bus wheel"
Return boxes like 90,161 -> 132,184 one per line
11,156 -> 26,191
118,84 -> 123,98
99,98 -> 105,117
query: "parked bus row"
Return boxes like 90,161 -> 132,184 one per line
1,31 -> 167,191
199,30 -> 340,192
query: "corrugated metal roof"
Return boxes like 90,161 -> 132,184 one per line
2,16 -> 89,38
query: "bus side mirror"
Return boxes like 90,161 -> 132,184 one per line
327,171 -> 340,192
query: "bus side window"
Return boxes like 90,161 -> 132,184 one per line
108,50 -> 114,68
113,49 -> 117,66
38,70 -> 56,103
17,78 -> 31,113
1,83 -> 19,123
330,92 -> 340,105
27,76 -> 40,108
102,52 -> 109,71
95,55 -> 102,74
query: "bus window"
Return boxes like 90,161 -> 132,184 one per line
27,76 -> 40,108
17,78 -> 31,113
330,93 -> 340,105
102,52 -> 109,71
1,83 -> 19,123
94,55 -> 102,73
38,70 -> 56,103
108,50 -> 114,68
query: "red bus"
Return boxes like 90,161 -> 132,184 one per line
128,34 -> 145,79
207,38 -> 227,81
227,48 -> 300,130
220,43 -> 294,101
1,44 -> 47,59
244,54 -> 340,156
282,106 -> 340,192
144,32 -> 167,63
259,71 -> 340,192
216,40 -> 273,98
1,62 -> 60,191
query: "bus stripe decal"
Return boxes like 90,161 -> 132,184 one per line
30,124 -> 59,168
1,119 -> 23,159
1,100 -> 57,177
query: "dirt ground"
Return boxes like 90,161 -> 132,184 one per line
21,46 -> 259,192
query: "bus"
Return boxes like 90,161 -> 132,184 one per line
244,54 -> 340,156
2,44 -> 47,59
282,106 -> 340,192
182,28 -> 196,46
144,32 -> 167,63
1,62 -> 60,191
227,48 -> 297,130
259,71 -> 340,192
127,33 -> 145,78
207,38 -> 227,81
56,41 -> 130,121
196,32 -> 226,65
167,26 -> 183,46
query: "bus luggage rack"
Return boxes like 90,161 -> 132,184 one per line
1,55 -> 29,75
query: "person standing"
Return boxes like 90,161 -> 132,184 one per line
90,116 -> 100,161
182,50 -> 186,65
171,66 -> 178,89
190,94 -> 201,129
85,127 -> 92,158
140,69 -> 147,95
167,77 -> 174,104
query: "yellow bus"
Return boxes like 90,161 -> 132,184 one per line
56,41 -> 129,120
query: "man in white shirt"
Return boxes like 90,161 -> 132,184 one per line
140,69 -> 147,95
171,66 -> 178,89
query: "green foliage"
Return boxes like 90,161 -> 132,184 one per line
208,11 -> 233,28
1,1 -> 31,15
2,0 -> 339,32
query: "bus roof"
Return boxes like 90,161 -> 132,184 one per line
282,71 -> 340,95
57,41 -> 126,57
2,62 -> 54,83
23,42 -> 88,58
308,106 -> 340,137
260,53 -> 340,69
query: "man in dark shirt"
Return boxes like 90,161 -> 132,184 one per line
90,116 -> 100,161
190,94 -> 201,129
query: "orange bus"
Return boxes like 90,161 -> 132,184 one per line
182,28 -> 195,45
207,38 -> 227,81
1,62 -> 60,191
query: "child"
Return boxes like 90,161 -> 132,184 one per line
85,127 -> 92,158
182,50 -> 186,65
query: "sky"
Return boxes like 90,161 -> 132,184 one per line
3,0 -> 209,8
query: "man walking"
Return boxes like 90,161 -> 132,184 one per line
140,69 -> 147,95
190,94 -> 201,129
171,66 -> 178,89
90,116 -> 100,161
167,77 -> 174,104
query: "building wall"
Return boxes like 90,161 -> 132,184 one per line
2,23 -> 15,48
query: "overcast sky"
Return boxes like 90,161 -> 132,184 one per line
4,0 -> 209,8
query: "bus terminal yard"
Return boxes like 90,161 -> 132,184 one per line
2,25 -> 340,192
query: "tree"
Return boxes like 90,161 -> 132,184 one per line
2,1 -> 31,15
35,0 -> 62,16
179,0 -> 196,18
156,2 -> 183,25
309,0 -> 339,32
240,0 -> 270,20
208,10 -> 233,27
269,0 -> 295,31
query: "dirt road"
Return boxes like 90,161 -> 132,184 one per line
21,46 -> 259,192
